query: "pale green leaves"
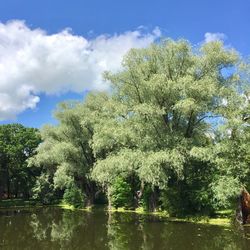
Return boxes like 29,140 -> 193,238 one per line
53,163 -> 74,189
92,149 -> 141,184
92,148 -> 185,188
137,149 -> 185,188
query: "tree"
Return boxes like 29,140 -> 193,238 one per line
29,93 -> 110,206
0,124 -> 41,199
91,39 -> 243,212
110,177 -> 133,209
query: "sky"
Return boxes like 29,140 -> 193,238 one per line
0,0 -> 249,128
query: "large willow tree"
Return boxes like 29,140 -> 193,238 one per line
91,39 -> 246,213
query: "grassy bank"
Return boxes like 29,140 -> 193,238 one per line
107,207 -> 233,227
57,202 -> 92,211
0,199 -> 92,211
0,199 -> 233,227
0,199 -> 41,208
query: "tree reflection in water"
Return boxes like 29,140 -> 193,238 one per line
106,212 -> 250,250
29,208 -> 109,249
30,208 -> 86,243
0,208 -> 250,250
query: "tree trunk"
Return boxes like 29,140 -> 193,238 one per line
107,186 -> 112,210
85,181 -> 96,207
0,183 -> 3,200
15,185 -> 19,198
0,170 -> 4,199
148,187 -> 159,212
85,193 -> 95,207
135,181 -> 144,208
6,168 -> 10,199
240,188 -> 250,224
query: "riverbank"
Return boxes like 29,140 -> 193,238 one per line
0,199 -> 233,227
0,199 -> 42,208
58,202 -> 233,227
105,207 -> 232,227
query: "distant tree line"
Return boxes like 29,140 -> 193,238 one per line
1,39 -> 250,215
0,124 -> 41,199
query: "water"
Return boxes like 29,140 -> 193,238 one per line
0,207 -> 249,250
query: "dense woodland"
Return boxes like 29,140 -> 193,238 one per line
0,124 -> 41,199
0,39 -> 250,216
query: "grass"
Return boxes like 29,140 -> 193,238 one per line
56,201 -> 93,211
0,199 -> 42,209
0,199 -> 93,211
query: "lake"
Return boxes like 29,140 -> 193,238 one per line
0,207 -> 249,249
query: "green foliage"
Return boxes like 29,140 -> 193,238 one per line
29,97 -> 101,205
63,184 -> 84,208
0,123 -> 41,199
32,173 -> 55,205
210,176 -> 241,209
110,177 -> 133,209
91,39 -> 245,212
160,184 -> 213,216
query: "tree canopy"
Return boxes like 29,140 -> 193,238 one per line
0,124 -> 41,199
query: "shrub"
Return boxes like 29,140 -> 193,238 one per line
32,173 -> 55,205
63,184 -> 85,208
110,177 -> 133,209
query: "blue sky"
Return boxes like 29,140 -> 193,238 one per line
0,0 -> 249,128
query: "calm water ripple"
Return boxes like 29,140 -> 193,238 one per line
0,207 -> 249,250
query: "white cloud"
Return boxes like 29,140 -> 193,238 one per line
204,32 -> 226,43
0,20 -> 161,120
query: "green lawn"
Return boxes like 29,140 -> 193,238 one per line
0,199 -> 40,208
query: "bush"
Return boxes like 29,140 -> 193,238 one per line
32,173 -> 55,205
63,184 -> 85,208
110,177 -> 133,209
159,185 -> 214,216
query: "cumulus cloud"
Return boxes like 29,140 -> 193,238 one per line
0,20 -> 161,120
204,32 -> 226,43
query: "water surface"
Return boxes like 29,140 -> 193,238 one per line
0,207 -> 249,249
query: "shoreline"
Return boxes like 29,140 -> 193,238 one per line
106,207 -> 232,227
0,200 -> 232,227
